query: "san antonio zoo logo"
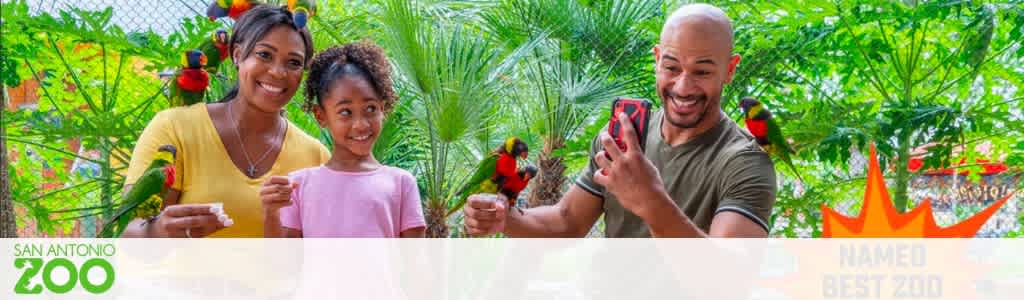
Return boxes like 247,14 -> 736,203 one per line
13,242 -> 116,294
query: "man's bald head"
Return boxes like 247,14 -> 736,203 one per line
652,3 -> 740,133
661,3 -> 734,53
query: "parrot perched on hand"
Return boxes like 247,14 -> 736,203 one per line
99,145 -> 177,238
499,165 -> 537,209
198,29 -> 230,74
288,0 -> 316,29
446,137 -> 530,216
170,49 -> 210,107
207,0 -> 256,21
739,97 -> 802,181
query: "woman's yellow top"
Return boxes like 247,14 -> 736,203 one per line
126,103 -> 329,237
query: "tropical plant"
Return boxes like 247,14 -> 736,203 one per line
0,0 -> 230,235
376,0 -> 539,237
479,0 -> 660,207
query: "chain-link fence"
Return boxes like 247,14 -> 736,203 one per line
24,0 -> 212,36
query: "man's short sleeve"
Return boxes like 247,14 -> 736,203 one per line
574,131 -> 606,199
716,150 -> 777,233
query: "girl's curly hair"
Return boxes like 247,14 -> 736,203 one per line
303,41 -> 396,114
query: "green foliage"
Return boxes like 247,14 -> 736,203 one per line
0,0 -> 257,235
4,0 -> 1023,237
376,0 -> 537,217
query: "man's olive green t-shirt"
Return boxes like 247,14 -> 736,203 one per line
576,109 -> 777,237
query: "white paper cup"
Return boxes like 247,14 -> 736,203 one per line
476,193 -> 503,211
207,202 -> 231,226
208,202 -> 224,215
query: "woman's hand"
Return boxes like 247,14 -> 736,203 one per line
151,204 -> 230,238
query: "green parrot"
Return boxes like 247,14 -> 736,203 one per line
288,0 -> 316,29
198,29 -> 230,74
739,97 -> 803,181
169,49 -> 210,107
99,145 -> 177,238
446,137 -> 529,217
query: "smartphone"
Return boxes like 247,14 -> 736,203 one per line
608,97 -> 652,156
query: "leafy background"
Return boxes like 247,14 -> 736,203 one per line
1,0 -> 1022,238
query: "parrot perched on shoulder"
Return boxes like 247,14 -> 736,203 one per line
99,145 -> 177,238
446,137 -> 530,216
739,97 -> 802,181
500,165 -> 537,209
207,0 -> 256,21
198,29 -> 230,74
288,0 -> 316,29
170,49 -> 210,107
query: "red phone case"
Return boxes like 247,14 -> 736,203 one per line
608,97 -> 652,154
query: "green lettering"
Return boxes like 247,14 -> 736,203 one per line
13,258 -> 43,294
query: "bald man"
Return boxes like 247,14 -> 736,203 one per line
462,4 -> 776,238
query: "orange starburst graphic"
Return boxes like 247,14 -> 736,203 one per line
821,145 -> 1013,238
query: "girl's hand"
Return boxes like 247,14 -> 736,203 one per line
261,176 -> 297,214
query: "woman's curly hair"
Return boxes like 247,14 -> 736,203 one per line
303,41 -> 396,114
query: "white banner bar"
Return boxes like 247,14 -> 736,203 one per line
3,239 -> 1022,299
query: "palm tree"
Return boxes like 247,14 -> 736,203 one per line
481,0 -> 659,207
377,0 -> 536,237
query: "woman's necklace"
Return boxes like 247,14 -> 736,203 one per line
227,102 -> 285,177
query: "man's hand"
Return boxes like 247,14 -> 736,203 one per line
593,112 -> 673,220
462,194 -> 508,236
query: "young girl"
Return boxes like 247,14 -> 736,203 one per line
261,42 -> 425,238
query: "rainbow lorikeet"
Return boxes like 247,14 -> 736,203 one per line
170,49 -> 210,107
99,145 -> 177,238
446,137 -> 530,216
288,0 -> 316,29
198,29 -> 230,74
500,165 -> 537,209
739,97 -> 802,181
207,0 -> 256,21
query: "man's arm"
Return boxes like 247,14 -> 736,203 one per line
708,212 -> 767,237
504,186 -> 604,238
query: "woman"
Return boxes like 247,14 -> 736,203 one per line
121,5 -> 328,238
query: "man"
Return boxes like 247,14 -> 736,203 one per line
463,3 -> 777,238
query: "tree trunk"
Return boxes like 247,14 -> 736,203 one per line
1,85 -> 16,238
527,138 -> 567,208
893,129 -> 913,213
425,203 -> 449,238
